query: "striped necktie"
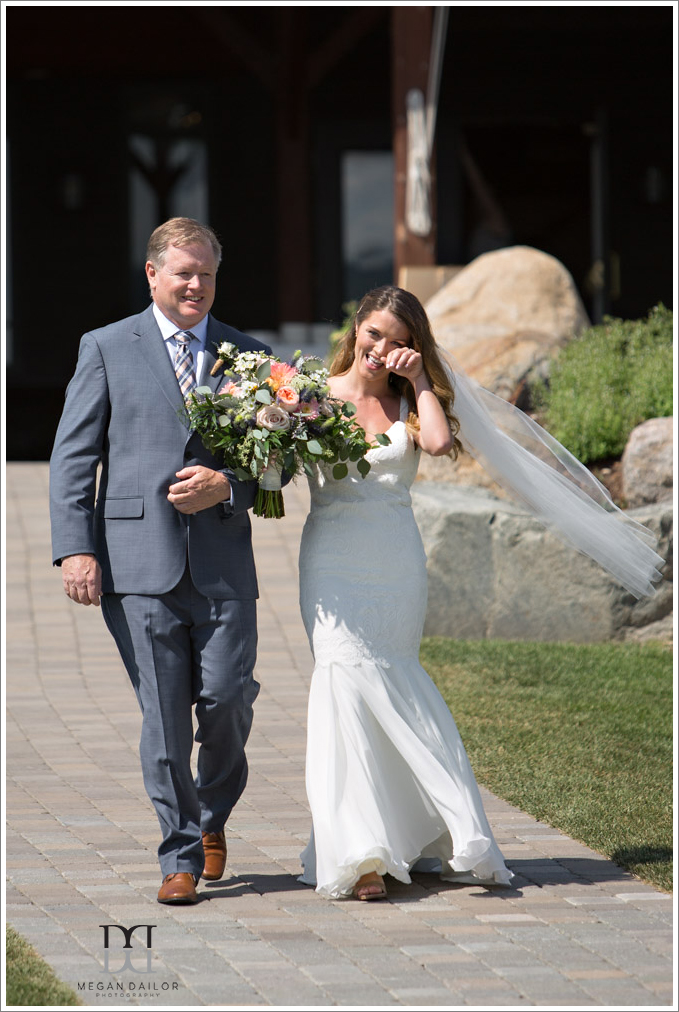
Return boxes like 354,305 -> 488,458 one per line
174,331 -> 197,400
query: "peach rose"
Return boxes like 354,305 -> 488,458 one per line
276,385 -> 300,412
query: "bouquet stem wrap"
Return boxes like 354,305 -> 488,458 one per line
255,457 -> 285,519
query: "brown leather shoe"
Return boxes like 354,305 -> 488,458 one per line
157,873 -> 198,904
201,830 -> 227,880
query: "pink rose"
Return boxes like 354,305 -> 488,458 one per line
256,404 -> 291,431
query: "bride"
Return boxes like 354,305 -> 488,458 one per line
297,285 -> 513,901
296,284 -> 663,902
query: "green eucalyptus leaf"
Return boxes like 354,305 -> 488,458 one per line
256,360 -> 272,382
343,401 -> 357,417
356,458 -> 371,477
374,432 -> 392,445
307,439 -> 323,455
255,388 -> 272,404
332,462 -> 349,480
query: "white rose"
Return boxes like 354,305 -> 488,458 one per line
216,341 -> 237,359
256,404 -> 291,431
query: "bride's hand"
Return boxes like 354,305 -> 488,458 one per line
384,348 -> 424,382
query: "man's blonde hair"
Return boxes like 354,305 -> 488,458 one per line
146,218 -> 222,268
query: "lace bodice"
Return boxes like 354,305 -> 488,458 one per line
307,410 -> 421,512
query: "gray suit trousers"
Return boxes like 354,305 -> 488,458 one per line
101,565 -> 259,878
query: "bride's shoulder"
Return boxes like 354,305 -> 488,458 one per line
327,375 -> 350,399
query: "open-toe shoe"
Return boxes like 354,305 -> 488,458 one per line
352,872 -> 387,901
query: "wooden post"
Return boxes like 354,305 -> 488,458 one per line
391,6 -> 436,282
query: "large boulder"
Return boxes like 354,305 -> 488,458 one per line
622,417 -> 673,508
412,484 -> 672,643
420,246 -> 590,489
426,245 -> 590,402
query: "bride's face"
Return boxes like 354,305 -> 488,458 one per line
354,310 -> 411,379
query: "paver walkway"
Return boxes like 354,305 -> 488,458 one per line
5,463 -> 674,1007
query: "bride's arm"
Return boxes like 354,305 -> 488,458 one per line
386,350 -> 453,456
411,373 -> 454,455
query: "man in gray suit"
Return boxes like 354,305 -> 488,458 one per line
50,218 -> 269,904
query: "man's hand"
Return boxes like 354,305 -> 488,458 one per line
168,465 -> 232,514
61,554 -> 102,607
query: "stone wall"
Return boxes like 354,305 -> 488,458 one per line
412,485 -> 672,644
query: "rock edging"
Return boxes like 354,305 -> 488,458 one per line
412,484 -> 672,643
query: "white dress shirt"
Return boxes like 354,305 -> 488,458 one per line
153,304 -> 209,384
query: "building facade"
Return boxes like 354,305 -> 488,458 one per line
5,6 -> 674,457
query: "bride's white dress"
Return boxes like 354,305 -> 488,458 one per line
298,402 -> 513,897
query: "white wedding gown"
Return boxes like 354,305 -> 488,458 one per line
298,402 -> 513,897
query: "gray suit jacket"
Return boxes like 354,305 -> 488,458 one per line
50,305 -> 271,599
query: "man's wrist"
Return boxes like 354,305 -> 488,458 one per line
57,552 -> 96,567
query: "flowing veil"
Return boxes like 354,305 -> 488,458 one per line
445,356 -> 665,599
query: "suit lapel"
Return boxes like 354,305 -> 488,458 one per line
133,312 -> 259,406
132,306 -> 188,421
203,316 -> 228,393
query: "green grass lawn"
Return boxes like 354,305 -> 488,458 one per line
5,925 -> 82,1006
421,637 -> 673,892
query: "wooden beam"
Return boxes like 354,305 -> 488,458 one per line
307,8 -> 387,89
276,9 -> 313,322
194,10 -> 275,91
391,6 -> 436,281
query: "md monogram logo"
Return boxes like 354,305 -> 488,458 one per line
100,924 -> 156,974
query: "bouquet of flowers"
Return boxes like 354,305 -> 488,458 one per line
184,342 -> 389,518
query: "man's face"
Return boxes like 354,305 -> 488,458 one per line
145,242 -> 218,329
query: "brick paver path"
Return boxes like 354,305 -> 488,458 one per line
5,463 -> 673,1006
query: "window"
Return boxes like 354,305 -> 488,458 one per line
341,151 -> 394,303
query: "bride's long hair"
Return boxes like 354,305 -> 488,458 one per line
330,285 -> 462,458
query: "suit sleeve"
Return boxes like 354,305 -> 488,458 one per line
49,333 -> 110,565
218,471 -> 258,517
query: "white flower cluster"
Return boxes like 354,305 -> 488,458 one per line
233,351 -> 268,373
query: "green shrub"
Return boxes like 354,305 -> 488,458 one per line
328,300 -> 357,362
534,304 -> 673,464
